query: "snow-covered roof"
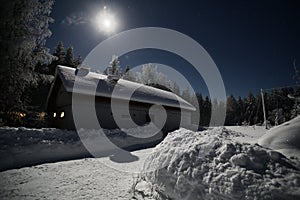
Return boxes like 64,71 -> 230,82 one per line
56,65 -> 196,111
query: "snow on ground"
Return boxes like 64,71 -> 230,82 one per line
0,127 -> 88,171
226,125 -> 267,144
135,127 -> 300,200
259,116 -> 300,160
0,125 -> 162,171
0,126 -> 162,199
0,148 -> 152,200
1,118 -> 300,200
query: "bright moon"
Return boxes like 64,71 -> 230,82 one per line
94,7 -> 118,34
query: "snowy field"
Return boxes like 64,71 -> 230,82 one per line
0,126 -> 163,171
0,116 -> 300,199
0,150 -> 152,200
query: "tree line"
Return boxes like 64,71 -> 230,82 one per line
190,88 -> 299,127
0,0 -> 299,128
0,0 -> 82,127
122,62 -> 300,127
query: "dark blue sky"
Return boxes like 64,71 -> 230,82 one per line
47,0 -> 300,97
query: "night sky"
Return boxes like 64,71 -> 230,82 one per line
47,0 -> 300,97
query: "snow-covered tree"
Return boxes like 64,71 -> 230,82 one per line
291,60 -> 300,117
172,81 -> 180,96
134,63 -> 173,92
54,41 -> 65,63
48,41 -> 65,74
0,0 -> 54,115
48,42 -> 81,73
123,66 -> 136,82
107,55 -> 122,81
135,64 -> 157,84
181,87 -> 191,102
157,72 -> 168,86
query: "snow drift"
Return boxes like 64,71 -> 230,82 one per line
135,128 -> 300,200
0,126 -> 163,171
258,116 -> 300,159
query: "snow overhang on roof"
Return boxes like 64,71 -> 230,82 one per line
56,65 -> 196,111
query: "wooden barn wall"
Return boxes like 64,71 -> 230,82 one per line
49,86 -> 190,131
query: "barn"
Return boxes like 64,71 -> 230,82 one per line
46,65 -> 196,132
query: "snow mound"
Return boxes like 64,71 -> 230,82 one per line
135,128 -> 300,200
258,116 -> 300,159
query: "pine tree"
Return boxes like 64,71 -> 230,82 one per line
218,100 -> 226,124
293,60 -> 300,85
181,87 -> 191,102
201,96 -> 211,126
279,87 -> 294,120
48,43 -> 82,72
65,47 -> 75,67
123,66 -> 135,82
189,93 -> 199,125
210,98 -> 220,126
135,63 -> 171,90
107,55 -> 121,80
140,64 -> 157,84
172,81 -> 180,96
53,41 -> 65,63
195,93 -> 203,125
157,72 -> 168,87
244,92 -> 256,125
196,93 -> 203,108
236,96 -> 245,125
0,0 -> 54,117
48,41 -> 65,74
74,54 -> 82,68
226,95 -> 238,125
291,61 -> 300,118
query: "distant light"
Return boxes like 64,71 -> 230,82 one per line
60,112 -> 65,118
93,7 -> 118,34
53,112 -> 56,118
19,113 -> 26,117
103,18 -> 111,28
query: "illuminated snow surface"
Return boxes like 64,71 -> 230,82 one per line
258,116 -> 300,160
138,126 -> 300,200
1,118 -> 300,200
